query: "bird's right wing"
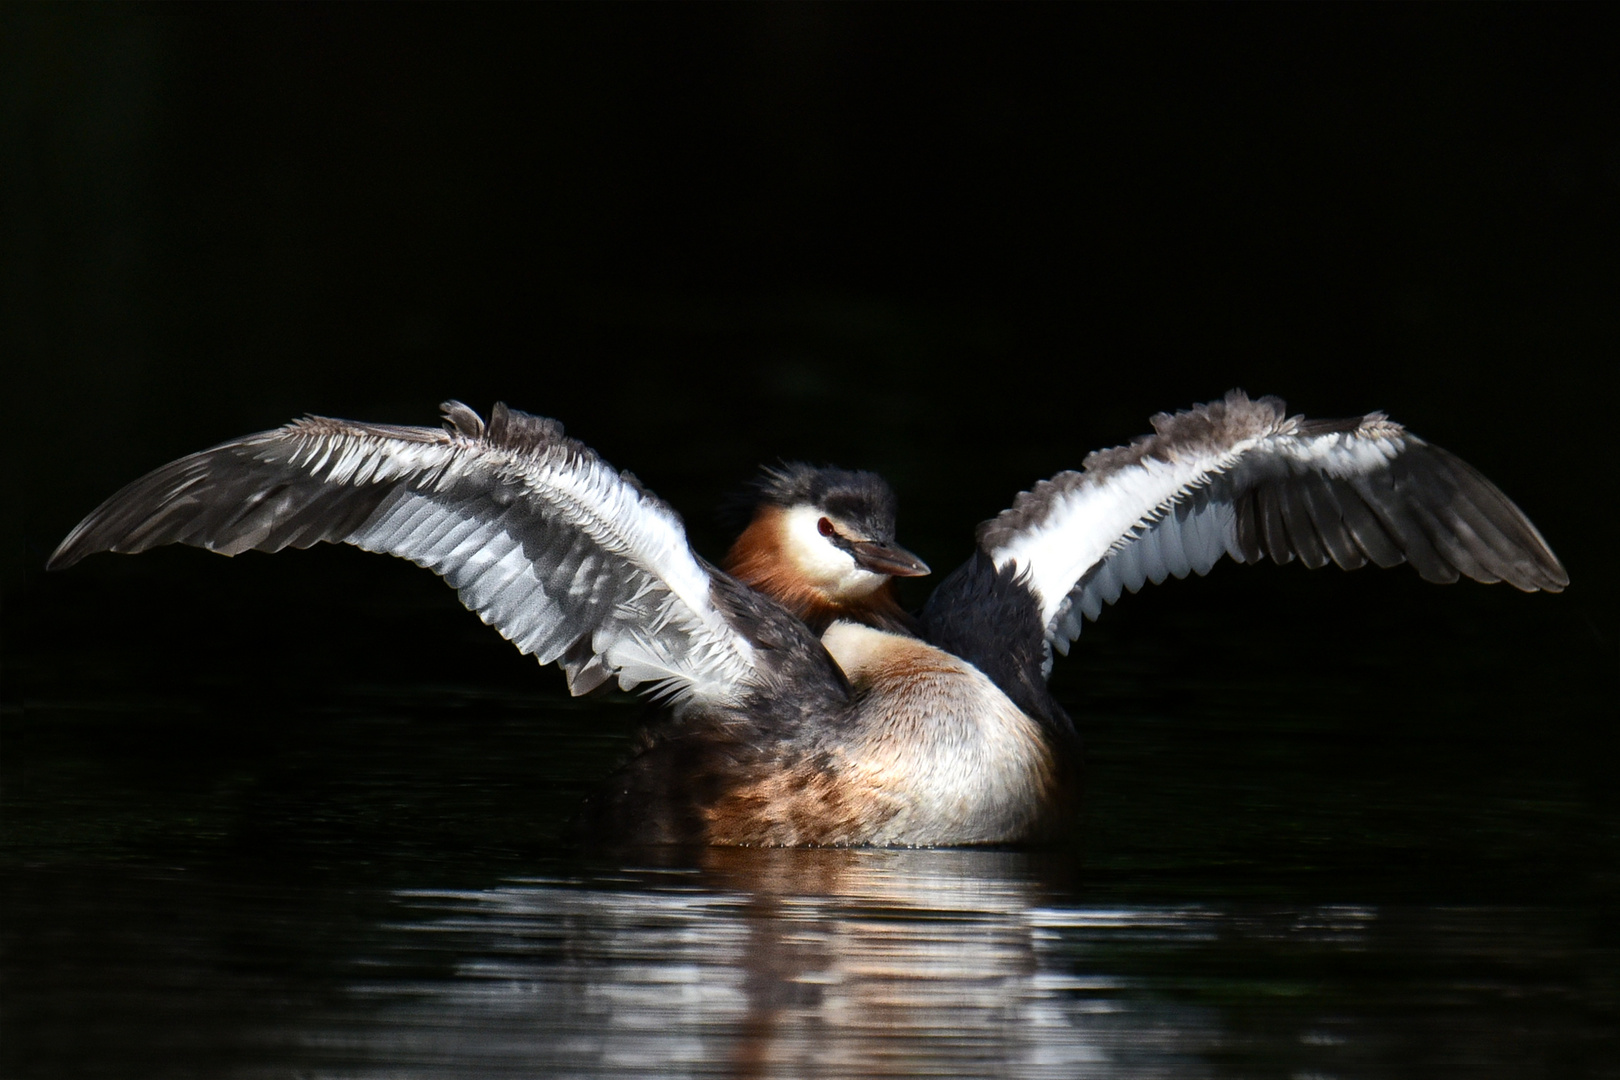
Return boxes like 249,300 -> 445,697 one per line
50,401 -> 829,709
923,391 -> 1566,693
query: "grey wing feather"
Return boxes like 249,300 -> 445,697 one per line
977,391 -> 1567,665
49,402 -> 789,708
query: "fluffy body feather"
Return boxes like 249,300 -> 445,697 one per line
50,392 -> 1565,846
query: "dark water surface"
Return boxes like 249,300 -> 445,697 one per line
5,555 -> 1612,1079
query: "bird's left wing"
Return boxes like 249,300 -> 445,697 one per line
928,391 -> 1566,680
49,401 -> 777,708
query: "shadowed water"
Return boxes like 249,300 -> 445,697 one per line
4,556 -> 1612,1078
6,850 -> 1605,1079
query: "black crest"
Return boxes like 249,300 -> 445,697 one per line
725,462 -> 901,541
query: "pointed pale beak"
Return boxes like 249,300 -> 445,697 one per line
850,540 -> 931,578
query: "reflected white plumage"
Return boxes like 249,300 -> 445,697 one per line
49,391 -> 1567,846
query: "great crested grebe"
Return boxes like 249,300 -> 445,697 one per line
49,391 -> 1567,846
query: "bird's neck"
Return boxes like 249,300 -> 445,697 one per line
723,509 -> 918,635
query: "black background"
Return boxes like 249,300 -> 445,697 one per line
6,6 -> 1614,579
3,6 -> 1613,816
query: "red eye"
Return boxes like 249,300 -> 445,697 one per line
817,517 -> 836,537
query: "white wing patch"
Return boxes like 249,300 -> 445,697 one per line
990,437 -> 1260,632
321,427 -> 756,704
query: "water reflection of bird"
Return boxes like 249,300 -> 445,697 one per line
49,391 -> 1566,846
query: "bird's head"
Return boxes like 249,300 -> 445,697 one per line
723,464 -> 929,629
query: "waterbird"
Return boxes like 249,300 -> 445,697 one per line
48,391 -> 1567,846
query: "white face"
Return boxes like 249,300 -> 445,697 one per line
779,505 -> 889,599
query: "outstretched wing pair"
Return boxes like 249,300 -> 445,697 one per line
49,392 -> 1567,713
